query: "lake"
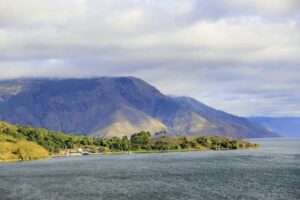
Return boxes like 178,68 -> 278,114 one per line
0,138 -> 299,200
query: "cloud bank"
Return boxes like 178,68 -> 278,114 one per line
0,0 -> 299,116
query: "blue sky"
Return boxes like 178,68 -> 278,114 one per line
0,0 -> 299,116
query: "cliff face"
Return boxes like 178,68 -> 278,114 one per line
0,77 -> 279,138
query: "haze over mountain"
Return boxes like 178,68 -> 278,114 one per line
248,117 -> 300,138
0,77 -> 278,138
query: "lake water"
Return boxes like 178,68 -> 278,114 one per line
0,138 -> 299,200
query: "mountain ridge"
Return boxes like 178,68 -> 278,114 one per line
248,117 -> 300,138
0,77 -> 279,138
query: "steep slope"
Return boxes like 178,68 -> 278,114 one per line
248,117 -> 300,138
90,107 -> 166,138
0,77 -> 278,138
167,97 -> 279,138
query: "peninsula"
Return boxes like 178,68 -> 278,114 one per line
0,121 -> 259,162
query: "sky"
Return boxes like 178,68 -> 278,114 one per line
0,0 -> 299,117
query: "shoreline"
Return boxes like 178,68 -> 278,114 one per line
0,156 -> 52,163
1,146 -> 260,163
35,147 -> 263,161
54,148 -> 254,156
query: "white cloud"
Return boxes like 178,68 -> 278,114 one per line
0,0 -> 299,116
223,0 -> 300,16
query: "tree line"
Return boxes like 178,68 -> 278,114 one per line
1,124 -> 258,154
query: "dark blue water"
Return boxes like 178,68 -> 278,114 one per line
0,138 -> 299,200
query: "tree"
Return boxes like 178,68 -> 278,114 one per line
80,137 -> 89,146
153,140 -> 171,151
180,137 -> 189,149
121,136 -> 131,151
189,140 -> 198,149
196,136 -> 212,148
130,131 -> 151,150
108,137 -> 122,151
65,138 -> 74,149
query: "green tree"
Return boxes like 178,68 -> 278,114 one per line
65,138 -> 74,149
108,137 -> 122,151
196,136 -> 212,148
180,137 -> 189,149
189,140 -> 198,149
121,136 -> 131,151
153,140 -> 171,150
130,131 -> 151,150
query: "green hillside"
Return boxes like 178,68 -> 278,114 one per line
0,132 -> 49,162
0,121 -> 96,155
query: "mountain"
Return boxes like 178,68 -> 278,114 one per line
0,77 -> 279,138
248,117 -> 300,138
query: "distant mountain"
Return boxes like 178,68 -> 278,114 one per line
248,117 -> 300,138
0,77 -> 279,138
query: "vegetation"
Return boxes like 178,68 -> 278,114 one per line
0,134 -> 49,162
0,121 -> 259,162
